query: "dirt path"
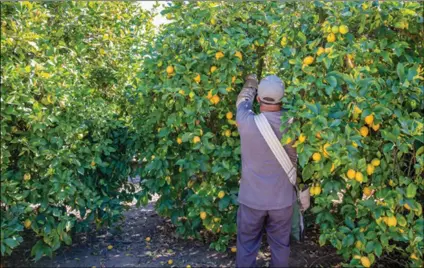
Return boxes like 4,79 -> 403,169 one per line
4,195 -> 342,268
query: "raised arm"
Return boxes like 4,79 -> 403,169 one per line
236,74 -> 258,125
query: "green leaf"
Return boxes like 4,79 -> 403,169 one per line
406,183 -> 417,198
396,62 -> 405,82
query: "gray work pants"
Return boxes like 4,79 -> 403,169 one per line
236,203 -> 293,268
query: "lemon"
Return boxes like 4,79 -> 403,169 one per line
177,137 -> 182,144
186,265 -> 192,268
404,203 -> 411,210
91,161 -> 96,167
387,216 -> 397,227
285,137 -> 292,144
366,164 -> 374,175
355,241 -> 362,249
360,126 -> 369,137
314,185 -> 322,195
298,133 -> 306,143
317,47 -> 325,56
352,141 -> 358,148
210,95 -> 220,105
213,217 -> 220,223
303,56 -> 314,65
166,66 -> 174,74
194,74 -> 201,83
207,90 -> 213,100
210,18 -> 216,25
231,247 -> 237,253
224,130 -> 231,137
312,152 -> 321,162
200,211 -> 207,220
364,114 -> 374,126
226,112 -> 233,120
218,190 -> 225,199
360,256 -> 371,268
371,124 -> 380,131
24,219 -> 32,229
189,92 -> 195,99
347,169 -> 356,179
339,25 -> 349,34
355,172 -> 364,183
193,136 -> 201,143
363,187 -> 372,196
410,253 -> 419,260
107,245 -> 113,250
324,47 -> 333,54
327,33 -> 336,43
166,14 -> 172,20
280,37 -> 288,46
168,259 -> 173,265
145,237 -> 151,242
354,106 -> 362,114
235,51 -> 243,60
315,132 -> 322,139
215,51 -> 224,60
23,173 -> 31,181
331,26 -> 339,34
232,76 -> 236,83
330,163 -> 336,173
226,87 -> 232,92
310,186 -> 316,196
210,66 -> 217,73
371,159 -> 380,167
178,90 -> 185,95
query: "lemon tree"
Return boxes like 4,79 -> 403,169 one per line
268,1 -> 423,267
1,1 -> 153,260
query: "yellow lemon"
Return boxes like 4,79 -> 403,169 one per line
365,114 -> 374,126
210,66 -> 217,73
280,37 -> 288,46
314,185 -> 322,195
218,191 -> 225,199
387,216 -> 397,227
186,265 -> 192,268
363,187 -> 372,196
210,95 -> 220,105
331,25 -> 339,34
347,169 -> 356,179
177,137 -> 182,144
371,159 -> 380,167
213,217 -> 220,223
166,66 -> 174,74
168,259 -> 173,265
354,106 -> 362,114
226,112 -> 233,120
315,132 -> 322,139
189,92 -> 195,99
355,172 -> 364,183
324,47 -> 333,54
232,76 -> 236,83
339,25 -> 349,34
303,56 -> 314,65
179,90 -> 185,95
298,133 -> 306,143
91,161 -> 96,167
285,137 -> 292,144
194,74 -> 201,83
317,47 -> 325,56
360,256 -> 371,268
410,253 -> 419,260
215,51 -> 224,60
366,164 -> 375,176
107,245 -> 113,250
166,14 -> 172,20
193,136 -> 201,143
23,173 -> 31,181
355,241 -> 362,249
371,124 -> 380,131
207,90 -> 213,100
235,51 -> 243,60
231,247 -> 237,253
404,203 -> 411,210
200,211 -> 207,220
210,18 -> 216,25
352,141 -> 358,148
327,33 -> 336,43
330,163 -> 336,173
310,186 -> 316,196
224,130 -> 231,137
312,152 -> 321,162
226,87 -> 232,92
360,126 -> 369,137
24,219 -> 32,229
145,237 -> 151,242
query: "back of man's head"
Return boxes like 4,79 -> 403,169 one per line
258,75 -> 285,105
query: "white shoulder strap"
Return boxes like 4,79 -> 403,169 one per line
254,113 -> 297,186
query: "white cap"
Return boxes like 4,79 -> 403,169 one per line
258,75 -> 285,104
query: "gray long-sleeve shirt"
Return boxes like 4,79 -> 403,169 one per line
236,85 -> 297,210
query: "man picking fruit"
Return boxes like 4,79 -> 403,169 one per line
235,74 -> 297,267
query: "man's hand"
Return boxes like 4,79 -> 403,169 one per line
236,74 -> 258,108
